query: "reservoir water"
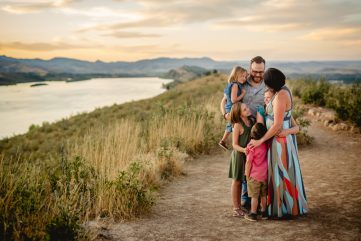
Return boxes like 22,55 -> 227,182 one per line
0,77 -> 172,139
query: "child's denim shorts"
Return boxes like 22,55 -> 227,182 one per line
226,122 -> 232,133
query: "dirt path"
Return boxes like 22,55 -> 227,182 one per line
95,120 -> 361,241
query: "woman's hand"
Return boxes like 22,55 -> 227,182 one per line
276,129 -> 289,137
248,139 -> 263,148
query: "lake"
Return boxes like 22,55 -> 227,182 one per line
0,77 -> 172,139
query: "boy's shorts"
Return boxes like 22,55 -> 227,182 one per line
247,177 -> 267,198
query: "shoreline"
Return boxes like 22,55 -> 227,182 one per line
0,77 -> 173,140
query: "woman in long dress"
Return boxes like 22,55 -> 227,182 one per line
249,68 -> 308,218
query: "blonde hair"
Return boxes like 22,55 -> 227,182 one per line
228,66 -> 247,83
265,88 -> 275,95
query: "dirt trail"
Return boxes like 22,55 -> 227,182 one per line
95,120 -> 361,241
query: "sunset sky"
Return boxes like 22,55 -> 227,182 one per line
0,0 -> 360,61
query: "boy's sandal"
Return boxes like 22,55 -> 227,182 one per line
232,208 -> 245,217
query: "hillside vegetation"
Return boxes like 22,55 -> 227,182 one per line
288,79 -> 361,127
0,74 -> 225,240
0,74 -> 313,240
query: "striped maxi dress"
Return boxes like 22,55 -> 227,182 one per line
265,86 -> 308,218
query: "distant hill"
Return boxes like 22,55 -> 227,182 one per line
0,55 -> 360,84
160,65 -> 217,88
0,58 -> 47,74
0,55 -> 220,75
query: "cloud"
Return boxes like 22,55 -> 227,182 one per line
58,6 -> 139,19
301,27 -> 361,47
216,17 -> 307,32
2,0 -> 78,14
81,0 -> 361,35
75,17 -> 167,39
215,0 -> 361,32
74,0 -> 252,37
136,0 -> 255,24
102,31 -> 161,38
110,43 -> 204,58
0,41 -> 97,51
76,17 -> 171,33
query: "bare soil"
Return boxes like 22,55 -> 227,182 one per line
92,119 -> 361,241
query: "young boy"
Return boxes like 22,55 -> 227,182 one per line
244,123 -> 268,221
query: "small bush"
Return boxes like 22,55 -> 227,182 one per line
46,210 -> 80,241
289,79 -> 361,127
300,80 -> 331,106
326,83 -> 361,127
100,162 -> 156,219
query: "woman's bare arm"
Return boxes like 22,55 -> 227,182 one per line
249,90 -> 288,147
277,116 -> 299,137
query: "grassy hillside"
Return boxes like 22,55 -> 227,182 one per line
0,74 -> 226,240
0,74 -> 313,240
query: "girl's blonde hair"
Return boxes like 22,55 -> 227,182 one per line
265,88 -> 275,95
228,66 -> 247,83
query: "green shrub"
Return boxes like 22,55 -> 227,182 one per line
292,104 -> 313,146
289,79 -> 361,127
300,80 -> 331,106
326,83 -> 361,126
0,156 -> 96,241
46,210 -> 80,241
110,162 -> 155,217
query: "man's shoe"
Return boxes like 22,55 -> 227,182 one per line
261,211 -> 268,220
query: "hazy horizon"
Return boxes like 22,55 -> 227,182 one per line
0,0 -> 360,62
2,54 -> 361,63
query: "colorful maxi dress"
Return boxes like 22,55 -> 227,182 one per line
265,86 -> 308,217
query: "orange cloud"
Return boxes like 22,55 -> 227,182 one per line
102,31 -> 161,38
303,28 -> 361,41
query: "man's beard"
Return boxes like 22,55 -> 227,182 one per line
251,75 -> 263,83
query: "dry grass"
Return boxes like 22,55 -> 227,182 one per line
0,74 -> 316,240
0,74 -> 226,240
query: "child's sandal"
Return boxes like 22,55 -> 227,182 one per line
232,208 -> 245,217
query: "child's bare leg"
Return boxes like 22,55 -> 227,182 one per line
231,180 -> 241,208
220,130 -> 230,142
251,197 -> 258,214
260,196 -> 267,211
